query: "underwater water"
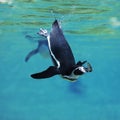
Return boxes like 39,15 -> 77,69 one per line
0,0 -> 120,120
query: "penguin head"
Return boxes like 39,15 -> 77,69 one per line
73,62 -> 92,75
62,66 -> 87,81
62,63 -> 92,81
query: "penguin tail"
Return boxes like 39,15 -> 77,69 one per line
31,66 -> 60,79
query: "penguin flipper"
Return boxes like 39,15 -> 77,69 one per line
25,49 -> 38,62
25,40 -> 48,62
31,66 -> 60,79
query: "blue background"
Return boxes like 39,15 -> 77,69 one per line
0,0 -> 120,120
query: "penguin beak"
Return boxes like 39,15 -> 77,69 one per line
85,63 -> 92,72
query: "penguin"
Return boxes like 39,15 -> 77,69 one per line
28,19 -> 92,81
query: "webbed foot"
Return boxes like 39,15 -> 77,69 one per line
38,28 -> 48,37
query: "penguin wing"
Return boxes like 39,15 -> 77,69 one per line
31,66 -> 60,79
25,49 -> 38,62
25,40 -> 48,62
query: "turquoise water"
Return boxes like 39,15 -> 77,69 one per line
0,0 -> 120,120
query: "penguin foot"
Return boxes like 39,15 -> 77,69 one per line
38,28 -> 48,37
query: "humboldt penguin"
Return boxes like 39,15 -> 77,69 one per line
27,19 -> 92,81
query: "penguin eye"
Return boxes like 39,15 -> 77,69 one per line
74,68 -> 84,75
73,66 -> 87,75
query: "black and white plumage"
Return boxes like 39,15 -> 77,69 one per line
26,19 -> 92,81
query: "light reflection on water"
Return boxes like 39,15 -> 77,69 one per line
1,0 -> 119,35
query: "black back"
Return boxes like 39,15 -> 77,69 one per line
49,20 -> 75,75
